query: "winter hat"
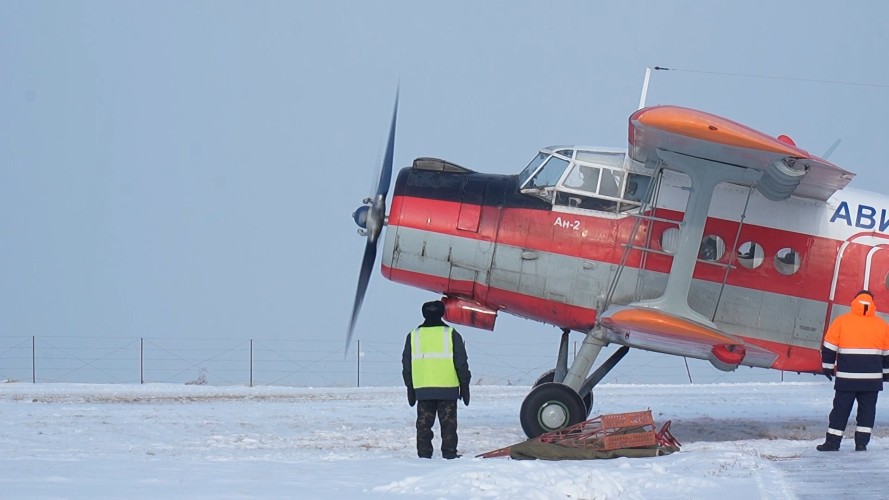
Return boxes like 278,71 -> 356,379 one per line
422,300 -> 445,320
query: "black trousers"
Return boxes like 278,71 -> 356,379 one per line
416,399 -> 458,458
828,390 -> 879,435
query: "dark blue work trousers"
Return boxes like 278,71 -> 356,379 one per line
828,390 -> 879,434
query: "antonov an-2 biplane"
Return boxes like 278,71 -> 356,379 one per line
348,92 -> 883,438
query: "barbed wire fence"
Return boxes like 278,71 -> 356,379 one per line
0,335 -> 822,387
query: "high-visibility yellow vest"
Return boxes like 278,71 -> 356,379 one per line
410,326 -> 459,389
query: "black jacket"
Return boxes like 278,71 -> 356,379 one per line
402,318 -> 471,401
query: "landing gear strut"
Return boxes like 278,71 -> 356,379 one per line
532,369 -> 593,417
519,327 -> 629,438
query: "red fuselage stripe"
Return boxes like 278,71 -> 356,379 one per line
389,194 -> 844,301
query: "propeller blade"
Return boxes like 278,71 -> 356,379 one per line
346,89 -> 398,355
346,235 -> 378,353
377,90 -> 398,199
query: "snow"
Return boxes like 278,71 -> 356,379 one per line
2,381 -> 887,499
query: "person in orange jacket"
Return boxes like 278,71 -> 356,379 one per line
817,290 -> 889,451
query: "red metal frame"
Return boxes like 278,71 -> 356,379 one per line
478,410 -> 680,458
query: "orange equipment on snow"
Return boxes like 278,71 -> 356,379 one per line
477,410 -> 680,459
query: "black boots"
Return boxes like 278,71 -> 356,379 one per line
816,432 -> 842,451
855,431 -> 870,452
816,431 -> 872,451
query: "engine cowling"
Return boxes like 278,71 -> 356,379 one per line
441,296 -> 497,331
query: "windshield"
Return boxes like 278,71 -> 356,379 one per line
524,156 -> 570,189
518,152 -> 549,186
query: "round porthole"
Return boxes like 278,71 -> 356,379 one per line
774,247 -> 801,275
698,235 -> 725,261
660,227 -> 679,254
737,242 -> 764,269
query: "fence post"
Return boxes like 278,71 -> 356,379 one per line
32,336 -> 36,383
140,337 -> 144,384
249,339 -> 253,387
356,339 -> 360,388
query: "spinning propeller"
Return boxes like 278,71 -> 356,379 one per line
347,92 -> 398,353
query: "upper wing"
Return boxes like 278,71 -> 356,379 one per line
628,105 -> 855,201
611,106 -> 831,371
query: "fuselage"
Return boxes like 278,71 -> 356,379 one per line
380,150 -> 889,374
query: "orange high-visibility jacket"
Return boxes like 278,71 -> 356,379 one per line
822,292 -> 889,392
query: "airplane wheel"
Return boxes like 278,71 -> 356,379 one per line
532,369 -> 557,387
533,370 -> 593,418
520,382 -> 586,438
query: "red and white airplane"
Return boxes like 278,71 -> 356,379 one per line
349,89 -> 882,438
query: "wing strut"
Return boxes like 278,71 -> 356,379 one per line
623,149 -> 760,326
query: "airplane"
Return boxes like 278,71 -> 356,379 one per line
347,87 -> 883,439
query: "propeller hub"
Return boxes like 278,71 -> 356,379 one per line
366,195 -> 386,244
351,196 -> 385,243
352,205 -> 370,229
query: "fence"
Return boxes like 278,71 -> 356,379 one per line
0,335 -> 820,387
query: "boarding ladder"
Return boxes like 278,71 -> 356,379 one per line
602,165 -> 758,323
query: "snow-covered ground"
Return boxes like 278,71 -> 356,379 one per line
2,381 -> 886,499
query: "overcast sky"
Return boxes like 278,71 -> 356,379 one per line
3,1 -> 889,382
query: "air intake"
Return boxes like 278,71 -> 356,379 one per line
757,158 -> 807,201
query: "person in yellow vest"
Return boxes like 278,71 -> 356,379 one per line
402,300 -> 471,459
817,290 -> 889,451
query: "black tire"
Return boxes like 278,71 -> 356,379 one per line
533,370 -> 593,417
532,369 -> 557,387
520,382 -> 587,438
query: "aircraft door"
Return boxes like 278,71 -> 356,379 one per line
827,238 -> 889,326
792,240 -> 869,348
457,177 -> 486,232
448,178 -> 493,302
864,246 -> 889,311
830,240 -> 887,306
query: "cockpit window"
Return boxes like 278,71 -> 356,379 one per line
518,152 -> 549,187
599,170 -> 624,198
625,173 -> 651,203
575,151 -> 625,169
525,156 -> 570,189
564,164 -> 601,192
520,147 -> 654,213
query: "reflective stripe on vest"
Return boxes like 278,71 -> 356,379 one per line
410,326 -> 459,389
